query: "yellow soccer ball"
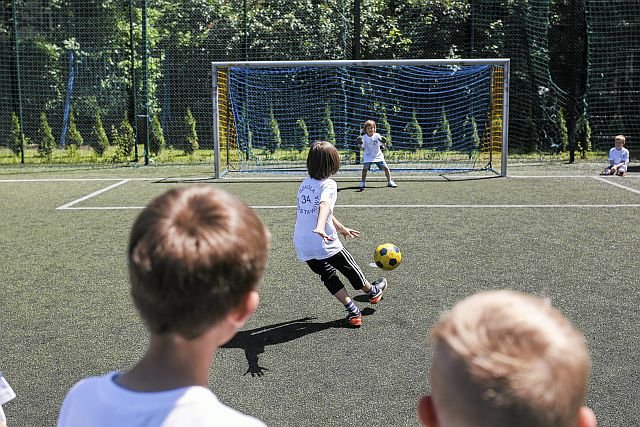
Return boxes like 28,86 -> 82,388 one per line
374,243 -> 402,271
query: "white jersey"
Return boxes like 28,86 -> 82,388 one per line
57,372 -> 266,427
361,133 -> 386,163
0,372 -> 16,424
608,147 -> 629,165
293,177 -> 343,261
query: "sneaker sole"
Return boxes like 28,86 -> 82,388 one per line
348,317 -> 362,327
369,295 -> 383,304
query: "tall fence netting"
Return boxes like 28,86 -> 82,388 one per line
1,0 -> 637,164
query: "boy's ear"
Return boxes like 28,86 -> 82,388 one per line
417,395 -> 439,427
577,407 -> 597,427
228,290 -> 259,328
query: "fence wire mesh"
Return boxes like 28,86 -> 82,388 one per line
0,0 -> 637,165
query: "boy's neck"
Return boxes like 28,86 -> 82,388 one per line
117,332 -> 219,392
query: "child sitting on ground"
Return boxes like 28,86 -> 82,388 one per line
604,134 -> 629,176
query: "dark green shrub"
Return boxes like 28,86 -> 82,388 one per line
91,112 -> 109,156
404,110 -> 423,149
38,112 -> 56,159
149,114 -> 165,156
267,106 -> 281,154
556,108 -> 569,152
110,115 -> 135,162
323,103 -> 335,145
433,108 -> 452,151
184,108 -> 199,154
576,113 -> 592,158
378,106 -> 392,147
294,118 -> 309,151
67,109 -> 83,148
9,112 -> 22,157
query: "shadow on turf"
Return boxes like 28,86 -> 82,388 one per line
223,311 -> 374,377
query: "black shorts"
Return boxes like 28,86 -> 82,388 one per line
306,248 -> 367,294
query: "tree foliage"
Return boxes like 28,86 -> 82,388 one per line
3,0 -> 634,158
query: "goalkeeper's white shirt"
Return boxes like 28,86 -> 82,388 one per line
608,146 -> 629,165
361,133 -> 386,163
294,177 -> 343,261
57,372 -> 265,427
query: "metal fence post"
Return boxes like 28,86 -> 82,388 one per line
11,0 -> 25,164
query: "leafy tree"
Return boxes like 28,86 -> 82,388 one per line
149,114 -> 166,156
184,108 -> 199,154
246,0 -> 348,60
38,112 -> 56,159
91,112 -> 109,156
294,119 -> 309,151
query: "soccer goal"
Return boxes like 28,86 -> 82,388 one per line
212,59 -> 509,178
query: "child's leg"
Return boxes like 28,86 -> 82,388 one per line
325,249 -> 369,291
382,164 -> 392,182
306,258 -> 362,323
327,249 -> 387,303
361,164 -> 370,182
380,163 -> 397,187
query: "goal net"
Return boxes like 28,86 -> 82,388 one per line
212,59 -> 509,178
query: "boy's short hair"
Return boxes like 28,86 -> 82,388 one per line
431,290 -> 590,427
615,134 -> 626,144
128,186 -> 270,339
307,140 -> 340,180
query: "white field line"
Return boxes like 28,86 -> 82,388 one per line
56,180 -> 130,210
61,203 -> 640,211
592,176 -> 640,195
0,178 -> 156,183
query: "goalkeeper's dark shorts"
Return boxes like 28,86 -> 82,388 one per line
306,248 -> 367,295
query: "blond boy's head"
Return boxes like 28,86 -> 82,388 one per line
420,290 -> 596,427
614,135 -> 626,147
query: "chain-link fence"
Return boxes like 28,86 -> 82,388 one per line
1,0 -> 637,164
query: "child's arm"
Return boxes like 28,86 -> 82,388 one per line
332,216 -> 360,239
313,201 -> 334,243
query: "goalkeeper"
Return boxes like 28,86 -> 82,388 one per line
358,120 -> 397,189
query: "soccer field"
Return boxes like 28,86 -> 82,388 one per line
0,163 -> 638,427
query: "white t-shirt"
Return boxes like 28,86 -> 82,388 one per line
0,372 -> 16,423
609,147 -> 630,165
293,177 -> 343,261
57,372 -> 266,427
361,133 -> 386,163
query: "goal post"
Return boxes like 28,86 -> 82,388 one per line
212,59 -> 510,178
